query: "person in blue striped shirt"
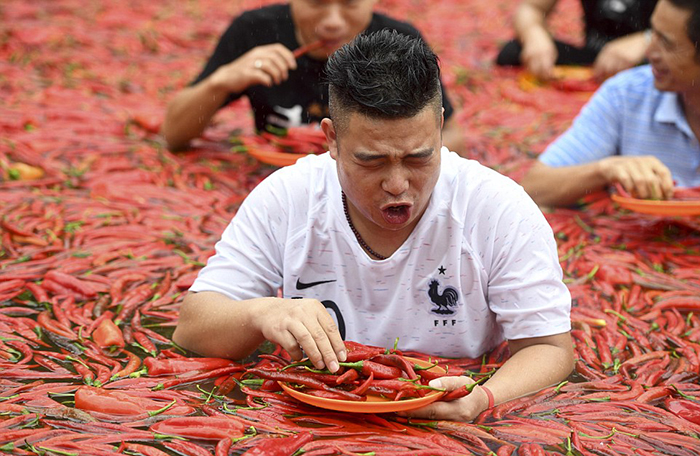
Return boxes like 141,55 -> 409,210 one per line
521,0 -> 700,207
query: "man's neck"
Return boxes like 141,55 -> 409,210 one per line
681,91 -> 700,141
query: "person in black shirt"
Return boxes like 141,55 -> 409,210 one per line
162,1 -> 464,154
496,0 -> 657,80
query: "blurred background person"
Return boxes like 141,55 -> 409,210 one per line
161,0 -> 464,154
496,0 -> 657,81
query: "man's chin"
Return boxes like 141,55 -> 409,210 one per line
652,79 -> 673,92
651,67 -> 671,91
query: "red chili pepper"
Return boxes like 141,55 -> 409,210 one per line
292,40 -> 325,58
25,281 -> 49,303
116,282 -> 154,322
121,443 -> 170,456
162,440 -> 217,456
75,386 -> 193,416
247,368 -> 363,401
339,360 -> 402,379
37,310 -> 77,339
335,368 -> 359,385
441,383 -> 478,402
242,431 -> 313,456
144,357 -> 236,376
109,272 -> 147,303
158,365 -> 247,389
343,341 -> 386,362
664,398 -> 700,424
350,372 -> 374,396
133,330 -> 157,355
71,360 -> 95,385
370,353 -> 418,380
150,416 -> 248,440
92,317 -> 125,348
215,438 -> 232,456
44,270 -> 97,297
114,349 -> 142,378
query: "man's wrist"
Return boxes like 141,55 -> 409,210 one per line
205,69 -> 238,99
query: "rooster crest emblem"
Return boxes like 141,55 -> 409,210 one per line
428,279 -> 459,315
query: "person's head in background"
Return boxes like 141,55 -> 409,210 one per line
291,0 -> 378,59
321,29 -> 444,241
647,0 -> 700,95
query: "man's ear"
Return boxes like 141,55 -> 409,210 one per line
440,107 -> 445,130
321,118 -> 338,159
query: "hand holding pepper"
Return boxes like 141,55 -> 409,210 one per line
209,44 -> 298,95
173,292 -> 346,374
398,375 -> 489,422
252,297 -> 347,373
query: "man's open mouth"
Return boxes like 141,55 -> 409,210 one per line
381,204 -> 411,225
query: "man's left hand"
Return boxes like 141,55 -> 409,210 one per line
398,376 -> 489,422
593,32 -> 649,81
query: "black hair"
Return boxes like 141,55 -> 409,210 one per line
325,29 -> 443,130
666,0 -> 700,57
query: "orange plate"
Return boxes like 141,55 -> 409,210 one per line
551,66 -> 593,80
612,194 -> 700,216
246,147 -> 311,167
519,66 -> 596,92
278,357 -> 446,413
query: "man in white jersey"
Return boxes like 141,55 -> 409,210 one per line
521,0 -> 700,207
174,30 -> 574,422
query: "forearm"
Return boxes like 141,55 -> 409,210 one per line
521,160 -> 609,207
484,332 -> 574,406
161,79 -> 231,151
173,291 -> 274,359
514,0 -> 554,42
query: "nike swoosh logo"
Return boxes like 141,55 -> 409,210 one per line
296,278 -> 337,290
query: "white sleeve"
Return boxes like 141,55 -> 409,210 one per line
189,174 -> 289,300
485,186 -> 571,340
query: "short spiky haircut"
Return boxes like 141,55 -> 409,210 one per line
666,0 -> 700,59
325,29 -> 443,132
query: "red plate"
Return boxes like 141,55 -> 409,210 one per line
611,194 -> 700,216
278,357 -> 446,413
246,146 -> 311,167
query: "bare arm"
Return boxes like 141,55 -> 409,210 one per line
402,332 -> 574,422
514,0 -> 559,79
161,44 -> 298,151
593,31 -> 649,81
173,291 -> 346,371
521,160 -> 610,207
521,158 -> 674,208
161,81 -> 231,151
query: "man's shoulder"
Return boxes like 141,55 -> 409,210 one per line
441,150 -> 518,187
268,152 -> 334,190
600,65 -> 655,96
439,151 -> 530,212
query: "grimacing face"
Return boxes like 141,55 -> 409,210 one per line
322,106 -> 443,243
646,0 -> 700,96
289,0 -> 377,60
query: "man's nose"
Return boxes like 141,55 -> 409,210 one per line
317,5 -> 345,32
645,32 -> 659,62
382,168 -> 409,195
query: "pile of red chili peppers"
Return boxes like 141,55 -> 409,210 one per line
1,0 -> 699,455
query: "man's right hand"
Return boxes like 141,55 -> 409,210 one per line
253,298 -> 347,373
521,28 -> 558,80
209,44 -> 298,95
599,155 -> 674,200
